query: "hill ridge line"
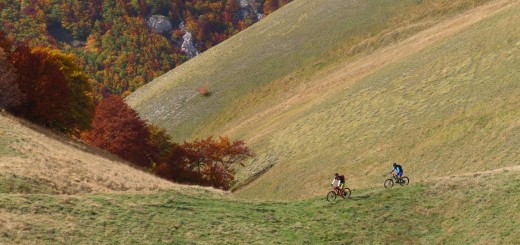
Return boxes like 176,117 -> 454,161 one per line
223,0 -> 519,145
0,113 -> 225,195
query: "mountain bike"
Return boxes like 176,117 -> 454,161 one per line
326,186 -> 351,202
384,174 -> 409,188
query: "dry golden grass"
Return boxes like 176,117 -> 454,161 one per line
128,0 -> 498,141
222,0 -> 518,145
232,0 -> 520,199
0,113 -> 226,195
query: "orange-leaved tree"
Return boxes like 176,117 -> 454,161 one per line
9,45 -> 73,132
42,48 -> 95,135
263,0 -> 279,15
147,124 -> 191,181
81,95 -> 158,167
7,44 -> 94,134
148,124 -> 175,164
181,136 -> 252,190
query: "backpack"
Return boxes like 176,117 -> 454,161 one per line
337,175 -> 345,182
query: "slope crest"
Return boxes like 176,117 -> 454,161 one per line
0,113 -> 222,195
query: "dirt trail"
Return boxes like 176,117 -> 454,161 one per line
354,164 -> 520,191
436,164 -> 520,180
409,165 -> 520,189
224,0 -> 520,144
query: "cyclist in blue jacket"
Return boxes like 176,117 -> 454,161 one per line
390,162 -> 404,183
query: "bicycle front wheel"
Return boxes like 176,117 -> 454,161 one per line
384,179 -> 394,188
327,191 -> 337,202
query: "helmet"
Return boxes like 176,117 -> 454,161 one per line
335,173 -> 339,176
392,162 -> 397,166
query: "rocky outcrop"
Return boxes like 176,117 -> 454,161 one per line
71,40 -> 86,48
238,0 -> 264,21
179,22 -> 199,58
169,0 -> 267,58
147,15 -> 173,34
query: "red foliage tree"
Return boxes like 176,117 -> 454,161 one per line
156,144 -> 191,183
82,95 -> 157,167
181,136 -> 252,190
0,45 -> 25,110
1,32 -> 92,134
147,124 -> 196,184
223,0 -> 238,24
263,0 -> 279,15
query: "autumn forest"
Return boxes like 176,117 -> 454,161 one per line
0,0 -> 291,97
0,0 -> 291,189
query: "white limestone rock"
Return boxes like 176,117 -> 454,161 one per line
147,15 -> 173,34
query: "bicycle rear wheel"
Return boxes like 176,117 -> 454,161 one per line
327,191 -> 337,202
384,179 -> 394,188
399,177 -> 409,186
343,188 -> 351,198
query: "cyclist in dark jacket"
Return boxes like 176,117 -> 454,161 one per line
331,173 -> 346,190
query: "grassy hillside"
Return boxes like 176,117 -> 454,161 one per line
0,113 -> 180,194
127,0 -> 496,141
128,0 -> 520,200
1,167 -> 518,244
236,0 -> 520,199
1,88 -> 519,243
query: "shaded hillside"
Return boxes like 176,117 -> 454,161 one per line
128,0 -> 520,199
